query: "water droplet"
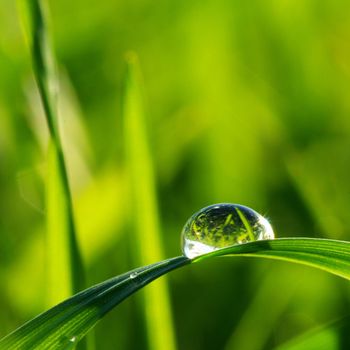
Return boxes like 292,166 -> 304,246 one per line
181,203 -> 274,258
130,272 -> 138,279
59,335 -> 78,349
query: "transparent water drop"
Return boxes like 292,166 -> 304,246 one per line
130,272 -> 138,279
59,335 -> 78,350
181,203 -> 274,259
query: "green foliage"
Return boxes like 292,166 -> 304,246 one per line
275,324 -> 340,350
1,237 -> 350,348
2,0 -> 350,349
18,0 -> 84,304
195,238 -> 350,281
123,53 -> 177,350
0,257 -> 190,349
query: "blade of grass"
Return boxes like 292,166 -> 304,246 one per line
46,141 -> 83,303
1,237 -> 350,348
274,315 -> 350,350
194,238 -> 350,280
275,323 -> 340,350
0,256 -> 190,350
224,266 -> 296,350
17,0 -> 84,303
123,52 -> 177,350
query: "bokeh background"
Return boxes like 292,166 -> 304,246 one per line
2,0 -> 350,349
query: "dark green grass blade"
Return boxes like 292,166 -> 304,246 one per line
18,0 -> 84,299
19,0 -> 58,137
0,256 -> 190,350
2,237 -> 350,349
194,238 -> 350,280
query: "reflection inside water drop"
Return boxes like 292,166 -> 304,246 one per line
181,203 -> 274,259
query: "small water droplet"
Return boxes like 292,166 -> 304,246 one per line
59,335 -> 78,349
130,272 -> 138,279
181,203 -> 274,258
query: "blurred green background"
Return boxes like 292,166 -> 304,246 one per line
2,0 -> 350,349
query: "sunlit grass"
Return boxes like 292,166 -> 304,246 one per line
2,237 -> 350,348
123,52 -> 177,350
17,0 -> 84,307
1,0 -> 350,349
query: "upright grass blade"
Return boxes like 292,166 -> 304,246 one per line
46,141 -> 84,303
273,315 -> 350,350
0,257 -> 190,350
123,52 -> 177,350
224,266 -> 296,350
17,0 -> 84,303
275,327 -> 339,350
274,315 -> 350,350
1,237 -> 350,348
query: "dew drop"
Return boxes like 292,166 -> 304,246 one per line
181,203 -> 274,259
130,272 -> 138,279
59,335 -> 78,350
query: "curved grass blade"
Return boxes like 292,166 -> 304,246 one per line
0,256 -> 190,350
2,237 -> 350,349
194,238 -> 350,280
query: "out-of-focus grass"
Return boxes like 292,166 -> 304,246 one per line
123,53 -> 177,350
17,0 -> 85,307
1,0 -> 350,348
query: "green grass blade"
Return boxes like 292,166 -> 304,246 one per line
224,266 -> 296,350
123,52 -> 177,350
275,324 -> 340,350
18,0 -> 84,302
194,238 -> 350,280
18,0 -> 58,138
2,237 -> 350,348
46,141 -> 84,303
0,256 -> 190,350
